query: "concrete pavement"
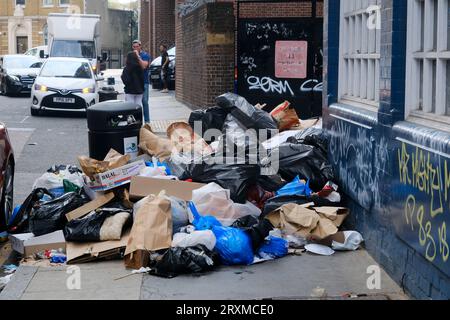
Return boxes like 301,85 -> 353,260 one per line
0,86 -> 409,300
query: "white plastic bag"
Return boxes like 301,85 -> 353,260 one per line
172,230 -> 216,251
192,183 -> 261,226
32,167 -> 84,197
331,231 -> 364,251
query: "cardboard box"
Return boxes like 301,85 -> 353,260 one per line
84,160 -> 146,192
66,192 -> 115,222
129,176 -> 206,201
9,231 -> 66,257
66,230 -> 130,264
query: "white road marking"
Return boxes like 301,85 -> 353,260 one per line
20,116 -> 30,123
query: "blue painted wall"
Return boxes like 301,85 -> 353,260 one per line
323,0 -> 450,299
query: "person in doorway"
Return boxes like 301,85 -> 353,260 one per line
160,44 -> 170,93
121,51 -> 144,106
132,40 -> 151,122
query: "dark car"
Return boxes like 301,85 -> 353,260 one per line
0,55 -> 43,96
149,47 -> 176,90
0,122 -> 14,231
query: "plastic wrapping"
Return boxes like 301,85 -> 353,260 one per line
212,226 -> 254,266
168,196 -> 190,234
29,192 -> 89,236
150,244 -> 219,278
192,183 -> 261,226
64,206 -> 131,242
276,176 -> 312,197
172,230 -> 216,251
216,93 -> 277,131
231,215 -> 274,250
32,165 -> 84,197
257,236 -> 289,259
7,188 -> 54,234
189,201 -> 222,231
268,140 -> 334,192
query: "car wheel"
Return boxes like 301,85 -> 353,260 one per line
30,107 -> 40,116
0,161 -> 14,230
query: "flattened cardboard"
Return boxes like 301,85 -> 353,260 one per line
10,231 -> 66,257
313,207 -> 349,227
130,176 -> 206,201
84,160 -> 146,192
66,230 -> 130,264
65,192 -> 115,222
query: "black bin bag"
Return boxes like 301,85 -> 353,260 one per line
149,245 -> 220,278
29,192 -> 89,236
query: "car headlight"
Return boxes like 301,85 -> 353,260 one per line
82,86 -> 95,94
8,75 -> 20,82
34,84 -> 48,92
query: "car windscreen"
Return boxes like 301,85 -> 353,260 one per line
40,61 -> 93,79
51,40 -> 95,59
4,57 -> 41,69
168,47 -> 176,56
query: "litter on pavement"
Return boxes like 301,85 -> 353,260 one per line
6,93 -> 364,278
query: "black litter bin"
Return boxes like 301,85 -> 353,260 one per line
98,86 -> 119,102
87,100 -> 143,160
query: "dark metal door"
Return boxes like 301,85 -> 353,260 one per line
237,17 -> 323,119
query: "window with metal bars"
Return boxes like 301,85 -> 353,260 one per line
406,0 -> 450,122
338,0 -> 381,109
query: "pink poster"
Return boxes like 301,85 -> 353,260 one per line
275,41 -> 308,79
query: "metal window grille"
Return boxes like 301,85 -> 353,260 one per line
339,0 -> 381,108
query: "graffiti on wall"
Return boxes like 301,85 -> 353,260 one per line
397,142 -> 450,273
329,119 -> 389,210
237,18 -> 323,119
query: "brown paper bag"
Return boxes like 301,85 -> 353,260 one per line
139,124 -> 174,161
124,194 -> 172,269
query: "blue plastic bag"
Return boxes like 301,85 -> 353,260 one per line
257,236 -> 289,259
145,159 -> 171,175
275,176 -> 312,197
212,226 -> 254,265
189,201 -> 222,231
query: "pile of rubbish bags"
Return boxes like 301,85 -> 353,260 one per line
7,93 -> 363,278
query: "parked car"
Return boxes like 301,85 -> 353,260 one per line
30,57 -> 101,116
0,55 -> 43,96
149,47 -> 176,90
0,122 -> 14,231
24,45 -> 49,61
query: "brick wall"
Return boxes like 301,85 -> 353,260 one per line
140,0 -> 175,59
140,0 -> 150,52
176,2 -> 234,109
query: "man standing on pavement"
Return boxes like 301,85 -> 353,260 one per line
132,40 -> 151,123
160,44 -> 170,93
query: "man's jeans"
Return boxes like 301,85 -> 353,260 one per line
142,83 -> 150,123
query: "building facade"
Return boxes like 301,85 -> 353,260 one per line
0,0 -> 85,55
323,0 -> 450,299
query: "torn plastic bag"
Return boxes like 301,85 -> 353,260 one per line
192,183 -> 261,226
64,205 -> 132,242
150,244 -> 219,278
189,107 -> 232,142
189,201 -> 222,231
231,215 -> 274,250
212,226 -> 254,265
29,192 -> 89,236
257,236 -> 289,259
172,230 -> 216,251
276,176 -> 312,197
268,140 -> 334,192
169,196 -> 190,234
262,194 -> 343,217
7,188 -> 54,234
216,93 -> 277,131
182,159 -> 261,204
32,165 -> 84,197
